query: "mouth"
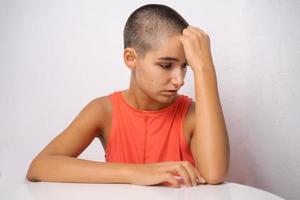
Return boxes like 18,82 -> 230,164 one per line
163,90 -> 178,95
165,90 -> 178,92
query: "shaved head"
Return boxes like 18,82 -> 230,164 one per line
123,4 -> 189,59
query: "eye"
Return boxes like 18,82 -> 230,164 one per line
159,64 -> 172,69
182,63 -> 187,69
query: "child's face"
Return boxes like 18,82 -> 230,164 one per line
134,34 -> 187,103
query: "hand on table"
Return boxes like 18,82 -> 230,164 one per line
128,161 -> 206,188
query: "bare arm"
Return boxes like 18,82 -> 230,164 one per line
180,26 -> 230,184
27,156 -> 204,187
26,97 -> 124,183
191,68 -> 229,184
27,155 -> 131,183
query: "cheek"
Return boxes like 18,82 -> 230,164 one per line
135,62 -> 170,89
135,67 -> 154,86
136,66 -> 157,82
149,78 -> 159,86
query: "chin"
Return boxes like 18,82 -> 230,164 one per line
158,93 -> 178,103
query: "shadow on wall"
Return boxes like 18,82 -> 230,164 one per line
223,83 -> 258,186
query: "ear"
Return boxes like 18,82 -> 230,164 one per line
123,47 -> 138,70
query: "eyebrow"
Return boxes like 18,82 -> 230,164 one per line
158,57 -> 187,64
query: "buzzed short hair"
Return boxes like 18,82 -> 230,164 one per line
123,4 -> 189,59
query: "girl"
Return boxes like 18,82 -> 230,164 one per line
26,4 -> 230,188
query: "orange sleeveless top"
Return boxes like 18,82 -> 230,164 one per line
105,91 -> 195,167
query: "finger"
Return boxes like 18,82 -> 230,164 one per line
187,26 -> 198,33
182,28 -> 200,43
163,162 -> 192,186
181,161 -> 199,186
174,164 -> 192,187
164,163 -> 191,187
187,26 -> 202,36
179,35 -> 185,43
193,167 -> 206,184
180,35 -> 190,50
182,27 -> 194,35
187,26 -> 209,39
180,34 -> 195,48
188,26 -> 206,35
164,173 -> 180,188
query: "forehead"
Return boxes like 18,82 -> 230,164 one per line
147,35 -> 185,60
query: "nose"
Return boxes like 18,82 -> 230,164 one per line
170,67 -> 185,89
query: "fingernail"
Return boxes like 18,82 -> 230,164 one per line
197,178 -> 206,183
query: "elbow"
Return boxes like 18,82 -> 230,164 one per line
205,176 -> 226,185
197,160 -> 230,185
26,173 -> 39,182
26,159 -> 41,182
26,171 -> 40,182
204,172 -> 228,185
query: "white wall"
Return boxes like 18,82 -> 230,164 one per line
0,0 -> 299,199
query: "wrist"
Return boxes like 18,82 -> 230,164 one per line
192,63 -> 215,73
193,66 -> 217,81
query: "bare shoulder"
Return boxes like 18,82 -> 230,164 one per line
91,95 -> 112,131
70,95 -> 111,133
91,96 -> 112,137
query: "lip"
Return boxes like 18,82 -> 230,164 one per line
163,90 -> 178,95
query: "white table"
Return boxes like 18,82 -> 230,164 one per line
2,181 -> 284,200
